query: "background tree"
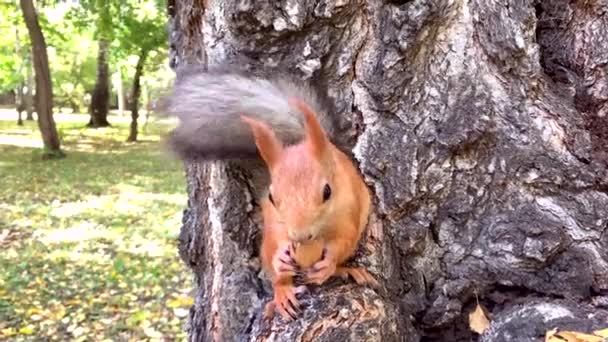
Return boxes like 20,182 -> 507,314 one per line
19,0 -> 63,158
114,1 -> 167,142
168,0 -> 608,341
45,4 -> 97,114
72,0 -> 117,127
0,1 -> 28,124
13,21 -> 25,125
23,54 -> 34,121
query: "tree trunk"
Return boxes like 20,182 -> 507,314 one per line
25,55 -> 34,121
117,68 -> 125,116
169,1 -> 608,341
19,0 -> 63,158
15,22 -> 24,126
88,38 -> 111,127
16,84 -> 24,126
141,84 -> 150,134
127,51 -> 147,142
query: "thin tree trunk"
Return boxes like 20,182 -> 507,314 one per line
15,24 -> 24,126
16,84 -> 24,126
88,38 -> 111,127
25,55 -> 34,120
127,51 -> 147,142
169,0 -> 608,341
141,83 -> 150,134
116,68 -> 125,116
19,0 -> 63,158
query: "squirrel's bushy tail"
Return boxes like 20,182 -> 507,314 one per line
160,67 -> 335,161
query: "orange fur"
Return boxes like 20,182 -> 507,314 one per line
243,98 -> 378,322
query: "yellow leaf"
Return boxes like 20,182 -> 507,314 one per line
140,320 -> 151,329
18,325 -> 35,335
26,307 -> 42,316
546,337 -> 565,342
167,295 -> 194,308
592,328 -> 608,338
468,304 -> 490,334
572,331 -> 605,342
556,331 -> 604,342
51,306 -> 66,320
545,328 -> 558,342
1,327 -> 17,337
553,331 -> 578,342
65,299 -> 81,306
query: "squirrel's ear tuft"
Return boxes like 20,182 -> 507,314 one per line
288,98 -> 328,160
241,115 -> 283,169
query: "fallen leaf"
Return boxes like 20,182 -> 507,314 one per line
18,325 -> 35,335
592,328 -> 608,338
468,304 -> 490,334
72,326 -> 86,337
166,294 -> 194,308
1,327 -> 17,337
553,331 -> 578,342
173,307 -> 189,318
545,328 -> 558,342
144,327 -> 162,338
0,229 -> 9,243
556,331 -> 604,342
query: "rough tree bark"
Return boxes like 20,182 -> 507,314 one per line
88,38 -> 111,127
19,0 -> 63,158
168,0 -> 608,341
126,50 -> 147,142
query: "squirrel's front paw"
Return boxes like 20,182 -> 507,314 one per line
272,244 -> 298,277
304,253 -> 337,286
271,284 -> 302,321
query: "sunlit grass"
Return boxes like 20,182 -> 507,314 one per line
0,110 -> 192,341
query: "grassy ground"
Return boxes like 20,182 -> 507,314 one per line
0,110 -> 192,341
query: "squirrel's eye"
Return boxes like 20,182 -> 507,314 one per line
322,184 -> 331,202
268,192 -> 275,205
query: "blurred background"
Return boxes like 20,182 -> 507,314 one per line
0,0 -> 193,340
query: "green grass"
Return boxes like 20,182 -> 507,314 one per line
0,111 -> 192,341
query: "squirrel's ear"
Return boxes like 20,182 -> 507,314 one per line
241,115 -> 283,168
288,98 -> 328,160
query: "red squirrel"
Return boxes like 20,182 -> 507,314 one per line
162,66 -> 379,321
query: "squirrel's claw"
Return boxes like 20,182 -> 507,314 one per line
273,284 -> 301,321
273,244 -> 299,277
304,257 -> 337,285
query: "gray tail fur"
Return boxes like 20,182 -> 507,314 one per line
159,66 -> 336,161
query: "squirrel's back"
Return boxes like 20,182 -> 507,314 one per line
160,66 -> 337,161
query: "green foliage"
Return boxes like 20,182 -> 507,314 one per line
0,112 -> 191,340
114,0 -> 167,57
111,0 -> 169,112
66,0 -> 119,41
0,1 -> 28,92
45,7 -> 97,111
1,0 -> 171,113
